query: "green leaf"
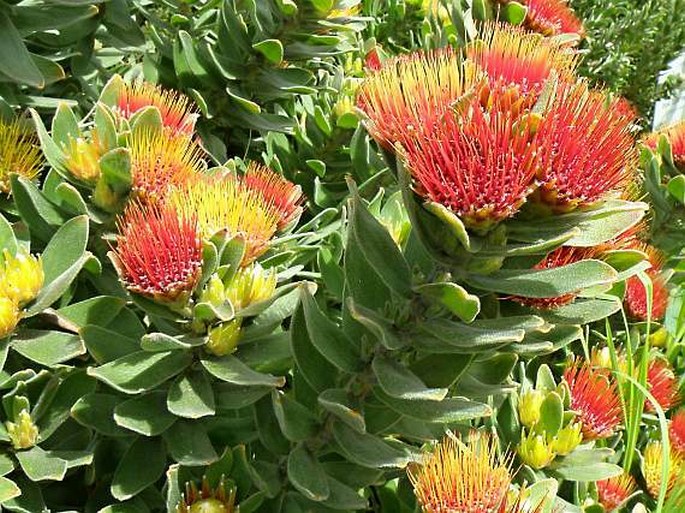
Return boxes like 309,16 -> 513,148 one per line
0,215 -> 17,257
375,388 -> 491,423
413,282 -> 480,322
140,332 -> 206,352
372,356 -> 447,401
29,109 -> 67,174
2,476 -> 45,512
114,392 -> 177,436
541,298 -> 621,325
346,299 -> 406,350
415,318 -> 525,353
9,174 -> 66,242
71,393 -> 126,437
200,355 -> 285,388
317,389 -> 366,433
538,392 -> 563,437
290,304 -> 337,392
11,330 -> 85,366
163,421 -> 218,466
99,148 -> 132,193
0,477 -> 21,503
321,476 -> 368,510
51,102 -> 80,147
57,296 -> 125,328
253,39 -> 284,64
167,371 -> 215,419
0,12 -> 43,87
272,391 -> 318,442
332,421 -> 412,469
81,325 -> 140,364
35,370 -> 96,440
551,460 -> 623,482
111,437 -> 166,500
501,2 -> 527,25
88,350 -> 192,394
287,444 -> 330,501
667,175 -> 685,204
15,447 -> 67,482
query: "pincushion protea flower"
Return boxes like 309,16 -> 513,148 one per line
408,433 -> 512,513
129,129 -> 205,203
646,358 -> 680,413
177,476 -> 237,513
117,81 -> 198,135
644,120 -> 685,170
401,95 -> 541,229
563,359 -> 622,440
596,473 -> 636,512
0,249 -> 44,306
112,202 -> 202,303
670,409 -> 685,455
643,440 -> 683,498
0,297 -> 20,340
624,245 -> 669,321
535,81 -> 638,211
243,162 -> 303,230
168,174 -> 279,265
520,0 -> 584,37
0,118 -> 43,193
356,48 -> 480,148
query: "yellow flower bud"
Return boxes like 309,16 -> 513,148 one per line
517,430 -> 555,469
590,346 -> 612,369
0,249 -> 43,306
205,319 -> 242,357
201,275 -> 226,307
6,410 -> 39,450
649,327 -> 669,348
518,390 -> 545,429
0,297 -> 20,339
549,422 -> 582,456
225,263 -> 277,311
63,137 -> 102,183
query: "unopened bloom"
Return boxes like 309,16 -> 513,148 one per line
118,80 -> 198,135
535,81 -> 638,212
670,409 -> 685,455
644,120 -> 685,170
0,118 -> 43,193
563,359 -> 622,440
643,440 -> 683,498
549,422 -> 582,456
62,135 -> 105,183
225,263 -> 277,311
177,476 -> 237,513
206,319 -> 242,357
6,409 -> 38,450
517,430 -> 555,469
112,202 -> 202,303
0,249 -> 43,306
624,245 -> 669,321
596,473 -> 636,512
519,390 -> 545,428
646,358 -> 680,413
408,433 -> 512,513
0,297 -> 20,339
520,0 -> 584,37
243,162 -> 303,230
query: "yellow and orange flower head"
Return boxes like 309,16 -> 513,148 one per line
596,473 -> 636,512
563,359 -> 622,440
356,48 -> 481,148
0,249 -> 44,306
117,81 -> 198,136
408,433 -> 512,513
643,440 -> 683,498
670,409 -> 685,456
520,0 -> 584,37
467,23 -> 577,101
646,358 -> 680,413
177,476 -> 237,513
624,245 -> 669,321
128,129 -> 205,203
535,81 -> 638,212
243,162 -> 303,230
402,95 -> 541,230
0,118 -> 43,193
168,174 -> 279,265
112,201 -> 202,303
645,120 -> 685,170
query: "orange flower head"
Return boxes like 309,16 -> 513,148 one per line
112,201 -> 202,303
645,120 -> 685,170
646,358 -> 680,413
129,129 -> 205,203
118,81 -> 198,135
408,433 -> 512,513
522,0 -> 584,37
402,95 -> 541,229
0,118 -> 43,194
624,245 -> 668,321
535,82 -> 638,211
243,162 -> 303,230
168,174 -> 279,265
357,48 -> 480,148
467,23 -> 577,100
670,409 -> 685,455
563,359 -> 622,440
596,473 -> 636,512
643,441 -> 683,498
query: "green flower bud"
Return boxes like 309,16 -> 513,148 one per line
518,390 -> 545,429
6,409 -> 39,450
205,319 -> 242,357
517,430 -> 555,469
201,275 -> 226,306
549,422 -> 582,456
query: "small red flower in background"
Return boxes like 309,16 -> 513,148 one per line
563,359 -> 622,440
243,162 -> 304,230
644,120 -> 685,170
112,202 -> 202,302
535,81 -> 638,212
670,409 -> 685,455
596,473 -> 636,512
646,358 -> 680,413
624,245 -> 668,321
117,81 -> 198,135
364,47 -> 382,71
521,0 -> 584,37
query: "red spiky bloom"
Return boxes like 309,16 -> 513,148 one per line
401,95 -> 541,229
644,120 -> 685,170
624,245 -> 668,321
535,81 -> 638,211
563,359 -> 622,440
112,202 -> 202,303
243,162 -> 303,230
511,246 -> 599,309
521,0 -> 584,37
117,81 -> 198,135
645,359 -> 680,413
596,473 -> 636,512
669,409 -> 685,455
365,47 -> 382,71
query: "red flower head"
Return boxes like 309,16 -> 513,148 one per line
670,409 -> 685,455
129,129 -> 205,203
402,95 -> 542,230
646,358 -> 680,413
112,202 -> 202,303
644,120 -> 685,170
624,245 -> 668,321
243,162 -> 304,230
563,359 -> 622,440
535,81 -> 638,212
364,47 -> 382,71
521,0 -> 584,37
356,48 -> 480,149
117,81 -> 198,135
596,473 -> 636,512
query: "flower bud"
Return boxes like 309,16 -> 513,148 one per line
205,320 -> 242,357
63,137 -> 102,183
6,410 -> 39,450
549,422 -> 582,456
1,250 -> 43,306
225,263 -> 277,311
517,430 -> 555,469
649,327 -> 669,348
518,390 -> 545,429
0,297 -> 20,339
177,476 -> 237,513
201,275 -> 226,307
